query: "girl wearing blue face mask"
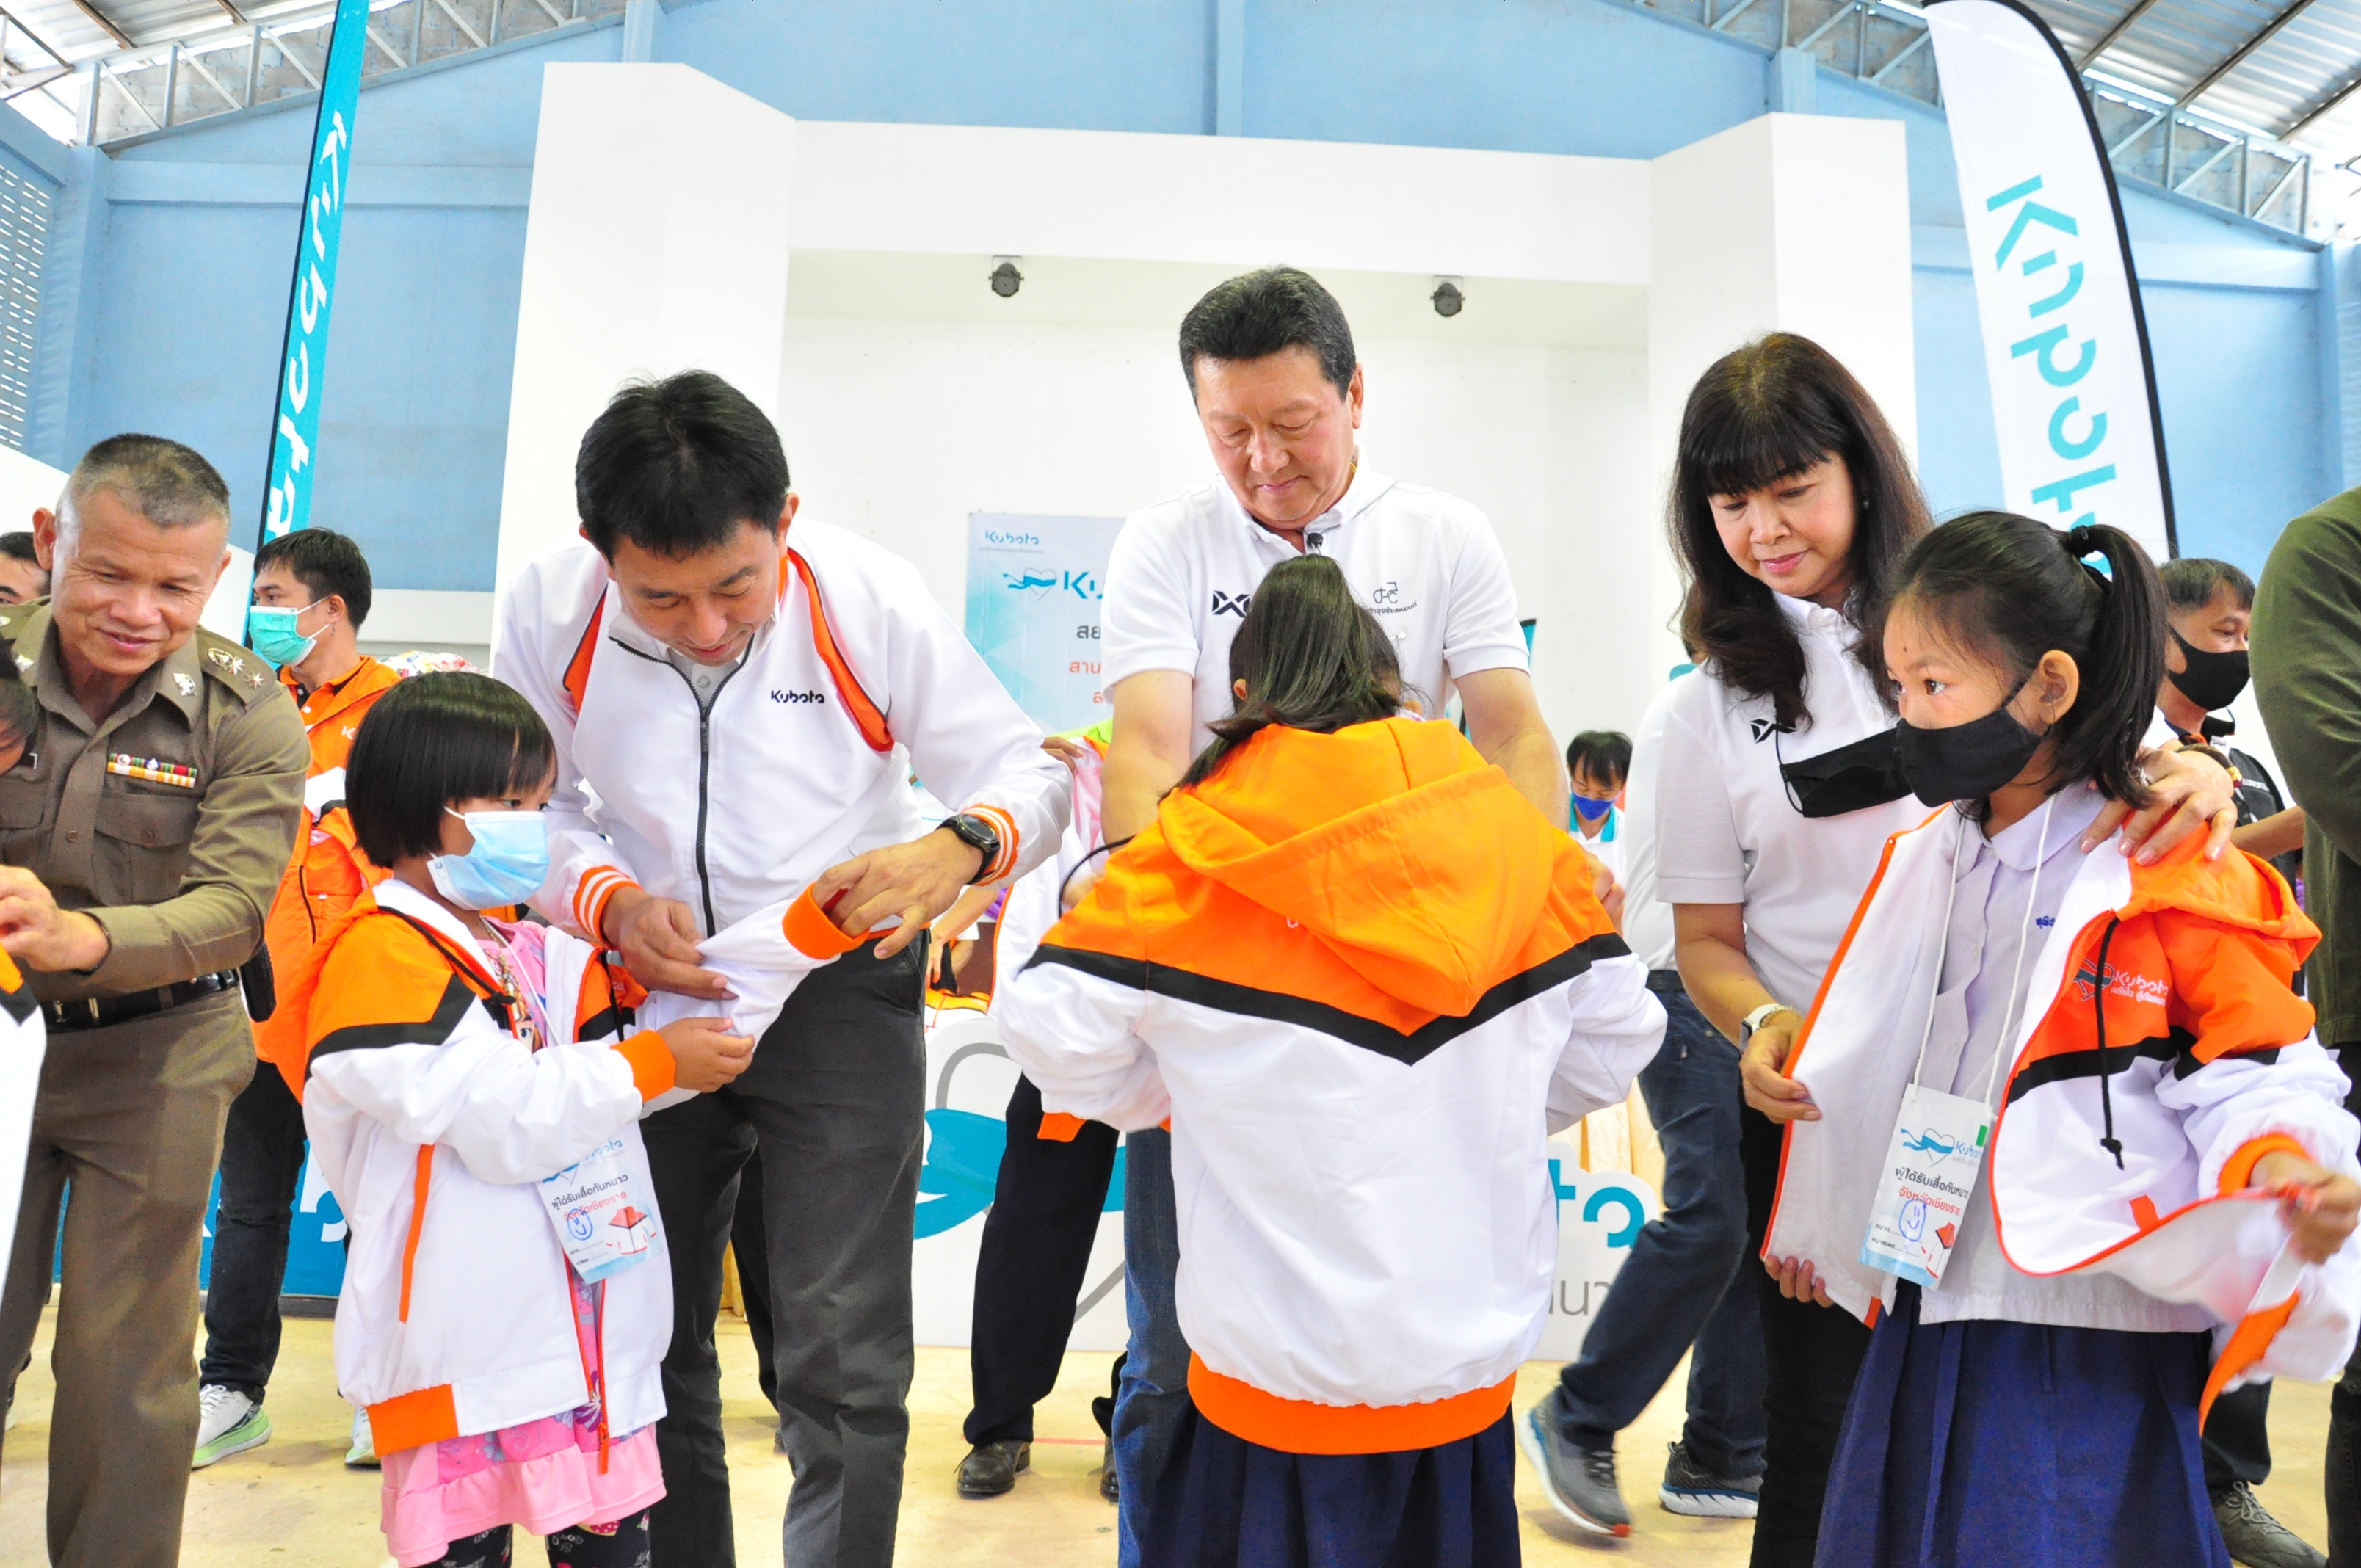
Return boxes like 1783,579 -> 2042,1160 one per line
294,673 -> 767,1568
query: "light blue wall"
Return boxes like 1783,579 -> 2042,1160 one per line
12,0 -> 2343,591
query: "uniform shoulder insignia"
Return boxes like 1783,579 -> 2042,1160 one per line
194,627 -> 275,704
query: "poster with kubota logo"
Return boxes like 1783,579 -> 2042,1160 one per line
965,513 -> 1122,734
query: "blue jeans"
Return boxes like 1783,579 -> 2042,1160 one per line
1114,1128 -> 1192,1568
1554,975 -> 1766,1478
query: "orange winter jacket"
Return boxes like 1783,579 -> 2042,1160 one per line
252,656 -> 402,1081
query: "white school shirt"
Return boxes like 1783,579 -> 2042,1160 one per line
1573,813 -> 1625,886
1654,595 -> 1929,1015
1101,463 -> 1531,752
1909,788 -> 2214,1332
1620,675 -> 1689,973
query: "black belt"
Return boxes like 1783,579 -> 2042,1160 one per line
43,970 -> 241,1033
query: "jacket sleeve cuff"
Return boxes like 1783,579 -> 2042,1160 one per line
782,888 -> 866,960
572,868 -> 640,945
613,1031 -> 677,1103
2219,1133 -> 2315,1194
961,804 -> 1021,884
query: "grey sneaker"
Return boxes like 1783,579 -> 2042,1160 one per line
1660,1440 -> 1760,1519
2211,1483 -> 2326,1568
1515,1392 -> 1631,1537
192,1385 -> 271,1469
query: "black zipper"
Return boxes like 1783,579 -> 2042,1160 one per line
608,636 -> 746,937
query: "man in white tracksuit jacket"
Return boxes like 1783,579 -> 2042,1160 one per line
495,371 -> 1069,1568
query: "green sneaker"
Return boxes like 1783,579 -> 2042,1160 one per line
192,1385 -> 271,1469
345,1407 -> 379,1469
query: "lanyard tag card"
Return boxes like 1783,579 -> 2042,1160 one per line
1860,1084 -> 1989,1286
1857,797 -> 2057,1292
539,1137 -> 657,1282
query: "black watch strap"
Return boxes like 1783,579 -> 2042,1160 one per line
941,813 -> 1002,882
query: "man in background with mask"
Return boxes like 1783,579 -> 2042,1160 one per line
0,435 -> 308,1568
193,526 -> 401,1474
2150,554 -> 2317,1568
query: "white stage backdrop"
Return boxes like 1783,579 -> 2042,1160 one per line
913,1003 -> 1656,1360
1929,0 -> 2177,561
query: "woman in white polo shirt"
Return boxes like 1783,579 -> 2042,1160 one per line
1514,333 -> 2236,1565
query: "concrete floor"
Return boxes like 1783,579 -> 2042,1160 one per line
0,1304 -> 2339,1566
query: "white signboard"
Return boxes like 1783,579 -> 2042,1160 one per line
1929,0 -> 2176,561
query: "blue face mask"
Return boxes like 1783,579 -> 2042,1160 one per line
427,809 -> 551,910
1570,792 -> 1617,824
247,602 -> 321,669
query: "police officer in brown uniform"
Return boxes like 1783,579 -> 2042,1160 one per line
0,435 -> 307,1568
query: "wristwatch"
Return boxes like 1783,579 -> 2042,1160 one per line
940,813 -> 1002,883
1741,1001 -> 1796,1040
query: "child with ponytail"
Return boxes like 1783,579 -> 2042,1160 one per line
1750,513 -> 2361,1567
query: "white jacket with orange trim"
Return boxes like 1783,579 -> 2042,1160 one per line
998,718 -> 1665,1454
300,877 -> 678,1456
1766,806 -> 2361,1404
493,524 -> 1069,951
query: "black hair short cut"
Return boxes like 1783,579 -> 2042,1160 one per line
347,673 -> 556,867
1178,267 -> 1357,399
2158,556 -> 2256,615
0,532 -> 35,564
575,371 -> 791,559
1564,730 -> 1633,787
69,433 -> 231,530
255,526 -> 373,628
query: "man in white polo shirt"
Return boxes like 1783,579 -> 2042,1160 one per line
1092,266 -> 1567,1560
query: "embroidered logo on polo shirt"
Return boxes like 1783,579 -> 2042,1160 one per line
1749,717 -> 1795,743
1211,591 -> 1252,618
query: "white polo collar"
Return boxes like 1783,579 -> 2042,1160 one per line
1215,457 -> 1396,551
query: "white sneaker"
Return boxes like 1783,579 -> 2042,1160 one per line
344,1406 -> 378,1469
193,1384 -> 272,1469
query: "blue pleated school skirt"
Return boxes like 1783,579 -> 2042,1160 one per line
1818,1282 -> 2230,1568
1141,1404 -> 1521,1568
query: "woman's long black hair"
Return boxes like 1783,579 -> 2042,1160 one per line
1178,553 -> 1405,788
1875,511 -> 2163,812
1670,333 -> 1932,730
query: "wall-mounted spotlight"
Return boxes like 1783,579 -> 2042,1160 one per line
1431,277 -> 1465,318
990,257 -> 1024,298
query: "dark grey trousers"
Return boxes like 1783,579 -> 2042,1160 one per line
641,937 -> 926,1568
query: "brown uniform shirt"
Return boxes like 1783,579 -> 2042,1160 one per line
0,602 -> 308,1004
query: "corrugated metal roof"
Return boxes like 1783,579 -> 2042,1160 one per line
2025,0 -> 2361,166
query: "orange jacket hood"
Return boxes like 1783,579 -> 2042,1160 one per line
1149,717 -> 1604,1019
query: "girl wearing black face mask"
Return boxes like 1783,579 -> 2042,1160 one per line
1753,512 -> 2360,1568
1539,335 -> 2241,1568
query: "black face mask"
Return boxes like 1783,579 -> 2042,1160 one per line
1777,727 -> 1915,819
1893,692 -> 2045,807
2167,630 -> 2249,713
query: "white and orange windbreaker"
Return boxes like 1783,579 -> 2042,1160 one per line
1765,806 -> 2360,1412
493,523 -> 1070,952
998,717 -> 1666,1454
299,877 -> 678,1457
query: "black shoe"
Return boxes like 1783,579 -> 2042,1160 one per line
1100,1437 -> 1119,1502
1660,1440 -> 1760,1519
957,1439 -> 1031,1498
2211,1483 -> 2326,1568
1515,1390 -> 1630,1537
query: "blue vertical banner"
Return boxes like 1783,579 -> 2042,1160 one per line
257,0 -> 372,549
964,513 -> 1121,733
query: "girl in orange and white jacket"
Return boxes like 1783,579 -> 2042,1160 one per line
1752,515 -> 2361,1568
299,674 -> 779,1568
998,555 -> 1666,1568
